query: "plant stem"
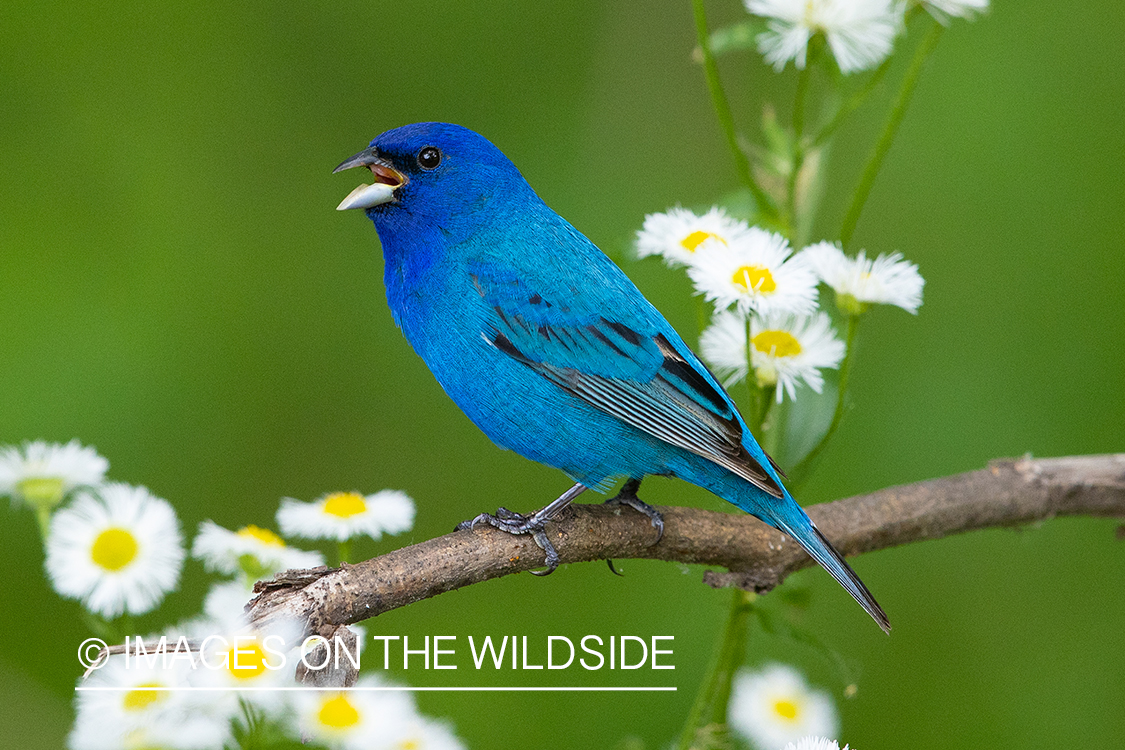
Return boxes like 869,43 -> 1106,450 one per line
786,59 -> 813,234
812,55 -> 893,149
839,18 -> 944,247
35,505 -> 52,541
811,5 -> 926,150
338,539 -> 352,566
744,315 -> 770,433
790,313 -> 860,484
691,0 -> 779,222
676,588 -> 755,750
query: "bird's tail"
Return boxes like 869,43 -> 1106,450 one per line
776,517 -> 891,634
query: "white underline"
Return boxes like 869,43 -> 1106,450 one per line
75,686 -> 676,692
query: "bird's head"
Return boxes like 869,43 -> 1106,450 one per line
334,123 -> 531,239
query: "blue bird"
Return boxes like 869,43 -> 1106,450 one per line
334,122 -> 889,632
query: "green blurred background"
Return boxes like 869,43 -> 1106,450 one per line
2,0 -> 1123,748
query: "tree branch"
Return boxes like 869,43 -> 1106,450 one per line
247,455 -> 1125,639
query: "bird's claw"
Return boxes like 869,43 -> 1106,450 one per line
455,506 -> 562,575
604,478 -> 664,544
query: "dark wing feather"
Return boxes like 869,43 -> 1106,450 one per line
487,313 -> 784,499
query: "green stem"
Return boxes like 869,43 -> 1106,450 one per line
35,505 -> 52,541
790,314 -> 860,485
812,55 -> 892,149
811,5 -> 926,150
743,315 -> 763,428
337,539 -> 352,566
758,386 -> 779,455
676,589 -> 755,750
691,0 -> 779,222
786,60 -> 813,235
839,18 -> 944,247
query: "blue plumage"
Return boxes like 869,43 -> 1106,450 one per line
335,122 -> 889,632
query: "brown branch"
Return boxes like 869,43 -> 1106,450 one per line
246,454 -> 1125,640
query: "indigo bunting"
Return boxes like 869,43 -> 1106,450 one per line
335,123 -> 889,632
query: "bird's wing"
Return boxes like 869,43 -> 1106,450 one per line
469,264 -> 784,498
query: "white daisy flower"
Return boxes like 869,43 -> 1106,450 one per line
924,0 -> 987,22
0,439 -> 108,514
192,520 -> 325,581
728,663 -> 839,750
189,617 -> 303,718
800,241 -> 924,314
746,0 -> 904,73
277,490 -> 415,543
45,483 -> 184,618
782,738 -> 851,750
69,655 -> 231,750
291,675 -> 421,750
701,310 -> 844,401
687,227 -> 818,317
635,206 -> 752,267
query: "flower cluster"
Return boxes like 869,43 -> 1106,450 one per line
744,0 -> 987,74
1,438 -> 447,749
636,206 -> 923,403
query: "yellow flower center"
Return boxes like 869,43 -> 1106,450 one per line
237,525 -> 284,546
773,698 -> 800,721
16,477 -> 65,508
122,682 -> 165,711
90,527 -> 139,571
752,330 -> 802,358
322,492 -> 368,519
680,230 -> 726,252
398,741 -> 420,750
228,640 -> 270,681
318,694 -> 361,729
730,265 -> 777,294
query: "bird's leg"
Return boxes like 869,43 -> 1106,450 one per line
604,478 -> 664,543
456,482 -> 587,575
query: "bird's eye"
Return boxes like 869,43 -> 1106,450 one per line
417,146 -> 442,170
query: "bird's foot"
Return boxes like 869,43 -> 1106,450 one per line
455,483 -> 587,576
603,478 -> 662,576
603,478 -> 664,543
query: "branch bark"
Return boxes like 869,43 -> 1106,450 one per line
247,454 -> 1125,640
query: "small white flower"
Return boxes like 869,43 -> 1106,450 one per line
46,483 -> 183,618
635,206 -> 752,267
291,675 -> 421,750
924,0 -> 987,22
728,663 -> 839,750
687,228 -> 818,317
69,655 -> 231,750
782,738 -> 850,750
746,0 -> 904,73
0,439 -> 108,511
192,520 -> 325,580
701,310 -> 844,401
277,490 -> 415,543
801,241 -> 924,314
189,617 -> 303,718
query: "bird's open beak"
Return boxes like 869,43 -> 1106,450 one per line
333,147 -> 406,210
